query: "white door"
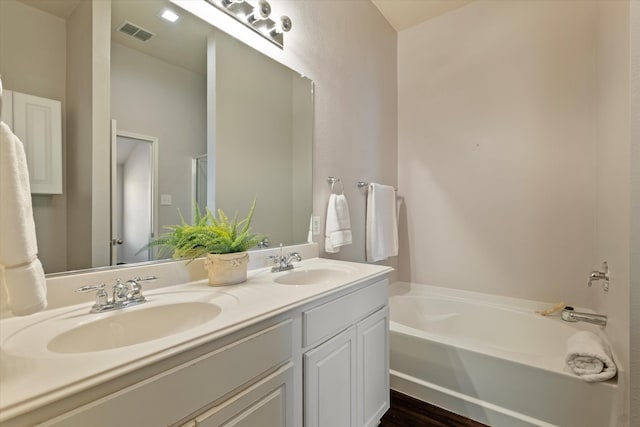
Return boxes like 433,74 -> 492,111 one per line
110,123 -> 157,265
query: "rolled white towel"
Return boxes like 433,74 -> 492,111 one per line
566,330 -> 617,382
0,259 -> 47,315
0,121 -> 47,315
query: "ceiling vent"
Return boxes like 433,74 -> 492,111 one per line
117,21 -> 155,42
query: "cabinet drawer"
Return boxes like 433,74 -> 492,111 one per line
42,320 -> 293,427
303,279 -> 387,347
195,362 -> 293,427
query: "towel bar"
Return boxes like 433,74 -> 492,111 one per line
357,181 -> 397,191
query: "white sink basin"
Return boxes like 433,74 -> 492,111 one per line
47,302 -> 222,354
273,266 -> 356,285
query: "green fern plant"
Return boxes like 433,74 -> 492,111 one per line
146,199 -> 265,261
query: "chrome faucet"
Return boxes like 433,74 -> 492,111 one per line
561,306 -> 607,327
269,245 -> 302,272
76,276 -> 156,313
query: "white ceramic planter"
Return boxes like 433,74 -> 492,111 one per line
204,252 -> 249,286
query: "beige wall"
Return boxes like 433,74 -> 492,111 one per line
398,0 -> 598,306
184,0 -> 398,264
65,0 -> 95,271
285,0 -> 398,264
629,1 -> 640,424
398,0 -> 634,422
291,74 -> 314,244
594,2 -> 631,421
90,0 -> 111,268
0,0 -> 68,273
111,42 -> 206,238
214,31 -> 295,246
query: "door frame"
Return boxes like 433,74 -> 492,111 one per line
110,120 -> 159,265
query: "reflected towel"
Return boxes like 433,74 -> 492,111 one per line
0,121 -> 47,315
566,331 -> 617,382
365,183 -> 398,262
325,194 -> 352,253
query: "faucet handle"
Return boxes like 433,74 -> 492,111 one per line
587,261 -> 609,291
75,283 -> 109,307
134,275 -> 157,282
287,252 -> 302,263
125,279 -> 144,300
75,283 -> 106,293
268,255 -> 281,264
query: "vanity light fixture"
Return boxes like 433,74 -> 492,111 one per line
204,0 -> 291,48
160,9 -> 181,23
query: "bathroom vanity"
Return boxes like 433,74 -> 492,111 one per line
0,257 -> 391,427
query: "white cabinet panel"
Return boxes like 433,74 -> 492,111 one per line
42,320 -> 292,427
303,279 -> 387,347
196,363 -> 293,427
357,307 -> 389,427
304,326 -> 357,427
12,91 -> 62,194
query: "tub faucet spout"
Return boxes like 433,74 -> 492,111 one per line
561,307 -> 607,327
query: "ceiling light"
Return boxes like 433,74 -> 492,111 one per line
160,9 -> 180,23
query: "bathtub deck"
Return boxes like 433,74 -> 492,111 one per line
381,390 -> 489,427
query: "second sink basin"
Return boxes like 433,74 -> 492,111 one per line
273,265 -> 356,286
47,302 -> 221,354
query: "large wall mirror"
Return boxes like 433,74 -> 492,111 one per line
0,0 -> 313,274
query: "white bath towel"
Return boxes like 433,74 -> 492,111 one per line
566,331 -> 617,382
366,183 -> 398,262
325,194 -> 352,253
0,121 -> 47,315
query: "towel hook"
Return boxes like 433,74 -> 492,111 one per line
327,176 -> 343,194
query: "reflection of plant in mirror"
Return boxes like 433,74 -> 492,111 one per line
145,199 -> 265,261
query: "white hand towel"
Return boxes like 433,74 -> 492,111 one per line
566,331 -> 617,382
366,183 -> 398,262
325,194 -> 352,253
0,121 -> 47,315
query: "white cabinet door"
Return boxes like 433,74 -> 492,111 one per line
304,326 -> 357,427
196,363 -> 293,427
12,91 -> 62,194
357,307 -> 389,427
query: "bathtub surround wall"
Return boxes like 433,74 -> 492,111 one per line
398,0 -> 598,305
398,0 -> 634,423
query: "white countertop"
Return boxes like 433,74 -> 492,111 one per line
0,258 -> 391,423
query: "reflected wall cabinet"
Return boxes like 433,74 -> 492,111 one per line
2,90 -> 62,194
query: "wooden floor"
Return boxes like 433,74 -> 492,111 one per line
380,390 -> 489,427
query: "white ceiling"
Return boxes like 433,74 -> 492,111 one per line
17,0 -> 475,71
17,0 -> 210,74
371,0 -> 475,31
17,0 -> 80,19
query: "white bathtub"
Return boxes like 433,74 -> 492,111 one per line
389,282 -> 621,427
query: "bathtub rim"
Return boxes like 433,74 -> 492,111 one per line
389,281 -> 620,375
388,281 -> 623,427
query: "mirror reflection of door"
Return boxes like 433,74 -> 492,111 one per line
112,131 -> 157,265
192,154 -> 208,218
